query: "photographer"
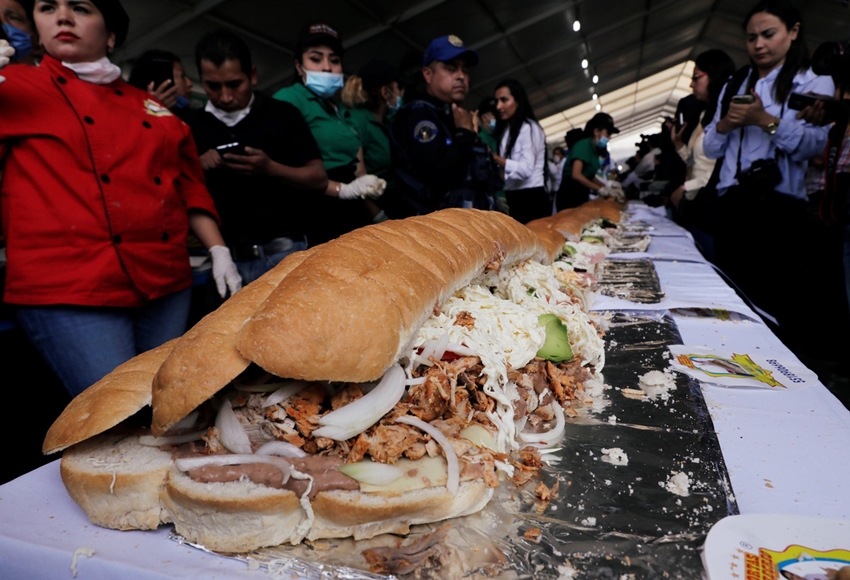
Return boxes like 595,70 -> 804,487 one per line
703,0 -> 832,343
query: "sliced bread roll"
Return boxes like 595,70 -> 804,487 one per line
161,466 -> 493,552
152,248 -> 315,436
60,433 -> 173,530
236,209 -> 549,384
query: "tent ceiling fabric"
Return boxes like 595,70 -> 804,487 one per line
114,0 -> 848,149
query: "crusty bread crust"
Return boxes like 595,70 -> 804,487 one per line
525,220 -> 566,261
151,249 -> 315,436
583,198 -> 624,222
59,434 -> 174,530
527,201 -> 623,241
43,340 -> 177,454
236,209 -> 549,383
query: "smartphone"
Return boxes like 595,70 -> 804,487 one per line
677,112 -> 684,129
149,59 -> 174,89
789,92 -> 841,113
731,94 -> 755,104
216,142 -> 246,156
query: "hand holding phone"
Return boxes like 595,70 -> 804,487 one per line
731,94 -> 755,105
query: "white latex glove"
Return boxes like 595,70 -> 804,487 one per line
209,245 -> 242,298
0,40 -> 15,84
339,174 -> 387,200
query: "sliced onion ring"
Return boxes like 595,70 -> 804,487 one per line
262,381 -> 309,408
518,403 -> 565,447
395,415 -> 459,495
169,411 -> 199,433
255,440 -> 307,458
312,364 -> 406,441
174,454 -> 291,484
215,398 -> 252,455
337,460 -> 404,485
446,342 -> 477,357
138,431 -> 205,447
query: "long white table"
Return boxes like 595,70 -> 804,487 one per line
2,204 -> 848,579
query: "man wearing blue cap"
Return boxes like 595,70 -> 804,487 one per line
387,34 -> 499,217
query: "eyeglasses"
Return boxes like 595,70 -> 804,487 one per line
691,72 -> 707,82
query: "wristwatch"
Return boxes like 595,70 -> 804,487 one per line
763,118 -> 779,135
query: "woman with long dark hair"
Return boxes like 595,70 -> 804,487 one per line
492,79 -> 548,223
669,49 -> 735,258
702,0 -> 833,342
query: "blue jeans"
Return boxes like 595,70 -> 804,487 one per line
234,240 -> 308,285
15,288 -> 191,397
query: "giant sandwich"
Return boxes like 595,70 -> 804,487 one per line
46,208 -> 609,553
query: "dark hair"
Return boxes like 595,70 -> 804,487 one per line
128,49 -> 180,90
195,29 -> 252,77
495,79 -> 539,158
565,128 -> 584,149
477,97 -> 498,118
694,49 -> 736,127
743,0 -> 809,104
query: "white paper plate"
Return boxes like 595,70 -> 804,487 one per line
704,514 -> 850,580
668,345 -> 818,390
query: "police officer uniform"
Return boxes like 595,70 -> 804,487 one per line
388,35 -> 498,218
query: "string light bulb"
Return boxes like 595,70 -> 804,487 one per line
592,74 -> 599,84
595,104 -> 601,111
592,93 -> 598,100
581,59 -> 588,69
573,21 -> 581,32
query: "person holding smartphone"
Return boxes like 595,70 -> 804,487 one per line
703,0 -> 833,345
187,29 -> 327,285
0,0 -> 240,397
128,49 -> 194,118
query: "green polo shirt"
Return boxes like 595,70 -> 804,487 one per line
477,129 -> 498,154
344,106 -> 394,188
273,83 -> 361,171
565,137 -> 600,181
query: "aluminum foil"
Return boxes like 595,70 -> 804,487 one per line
171,312 -> 736,579
596,259 -> 665,304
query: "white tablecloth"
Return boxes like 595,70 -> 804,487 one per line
2,204 -> 848,579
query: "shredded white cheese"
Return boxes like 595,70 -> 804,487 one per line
70,547 -> 95,578
410,259 -> 605,455
661,472 -> 691,497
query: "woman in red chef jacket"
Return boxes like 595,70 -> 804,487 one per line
0,0 -> 241,396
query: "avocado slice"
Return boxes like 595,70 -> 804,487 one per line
536,314 -> 573,362
581,235 -> 604,243
562,244 -> 577,257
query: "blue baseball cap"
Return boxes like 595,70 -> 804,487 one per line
422,35 -> 479,67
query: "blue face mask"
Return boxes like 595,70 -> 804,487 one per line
304,71 -> 344,99
2,23 -> 32,59
387,94 -> 402,113
597,136 -> 610,148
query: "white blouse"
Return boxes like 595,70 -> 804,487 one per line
500,121 -> 546,190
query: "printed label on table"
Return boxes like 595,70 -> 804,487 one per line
668,345 -> 818,390
704,515 -> 850,580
